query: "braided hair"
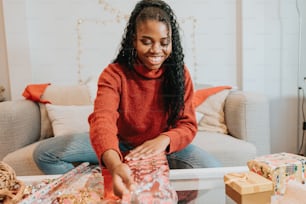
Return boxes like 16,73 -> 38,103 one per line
113,0 -> 185,128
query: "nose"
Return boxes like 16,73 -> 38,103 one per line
150,43 -> 162,52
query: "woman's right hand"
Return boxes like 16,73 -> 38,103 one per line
111,162 -> 135,198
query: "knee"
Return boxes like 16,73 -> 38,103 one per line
33,143 -> 58,164
168,158 -> 194,169
33,144 -> 44,164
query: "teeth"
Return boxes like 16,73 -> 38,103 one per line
148,56 -> 163,63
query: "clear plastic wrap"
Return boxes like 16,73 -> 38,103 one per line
21,152 -> 178,204
21,163 -> 104,204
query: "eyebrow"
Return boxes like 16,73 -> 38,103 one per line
139,36 -> 170,40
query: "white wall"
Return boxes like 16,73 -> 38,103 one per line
2,0 -> 32,100
2,0 -> 306,155
298,0 -> 306,156
0,0 -> 10,100
3,0 -> 238,97
241,0 -> 306,154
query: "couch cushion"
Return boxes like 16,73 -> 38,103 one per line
224,91 -> 270,155
192,131 -> 256,167
2,142 -> 44,176
195,89 -> 230,134
193,86 -> 231,107
42,85 -> 91,105
46,104 -> 93,137
39,85 -> 92,140
0,100 -> 41,160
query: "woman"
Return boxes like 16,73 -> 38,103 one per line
89,0 -> 221,198
33,0 -> 221,199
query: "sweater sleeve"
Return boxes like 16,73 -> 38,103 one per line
88,65 -> 123,165
162,67 -> 198,153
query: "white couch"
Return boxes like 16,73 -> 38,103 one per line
0,84 -> 271,176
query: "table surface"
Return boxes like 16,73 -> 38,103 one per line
19,166 -> 249,204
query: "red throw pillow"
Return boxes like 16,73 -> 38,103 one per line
193,85 -> 232,107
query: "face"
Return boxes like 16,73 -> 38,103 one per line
134,20 -> 172,70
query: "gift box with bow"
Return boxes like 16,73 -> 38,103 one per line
224,171 -> 273,204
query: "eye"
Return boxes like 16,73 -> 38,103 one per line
161,42 -> 169,47
161,39 -> 170,47
140,39 -> 152,45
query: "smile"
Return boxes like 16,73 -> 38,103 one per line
147,56 -> 164,64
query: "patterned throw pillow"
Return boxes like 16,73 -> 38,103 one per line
194,86 -> 232,134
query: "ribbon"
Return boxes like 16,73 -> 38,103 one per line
225,172 -> 262,194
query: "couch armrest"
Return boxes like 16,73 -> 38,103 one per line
0,100 -> 41,160
224,90 -> 271,156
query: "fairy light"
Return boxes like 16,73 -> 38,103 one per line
76,18 -> 83,84
181,16 -> 198,85
98,0 -> 129,22
76,0 -> 198,85
76,18 -> 121,84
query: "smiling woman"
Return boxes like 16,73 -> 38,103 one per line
88,0 -> 222,199
0,1 -> 304,202
32,0 -> 221,200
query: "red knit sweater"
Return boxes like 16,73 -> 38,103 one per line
88,63 -> 197,162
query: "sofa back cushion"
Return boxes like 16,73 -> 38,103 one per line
42,85 -> 91,105
39,85 -> 92,140
45,104 -> 93,137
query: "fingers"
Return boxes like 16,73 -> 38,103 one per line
125,148 -> 159,161
112,163 -> 135,198
113,174 -> 130,197
125,135 -> 170,161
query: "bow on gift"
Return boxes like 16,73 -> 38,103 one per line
224,172 -> 265,194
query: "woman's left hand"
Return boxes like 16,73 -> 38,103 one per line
124,134 -> 170,161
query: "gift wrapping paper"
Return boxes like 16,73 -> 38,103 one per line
19,163 -> 105,203
247,152 -> 306,195
19,162 -> 90,204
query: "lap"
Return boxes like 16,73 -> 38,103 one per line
36,133 -> 90,149
34,135 -> 221,169
34,133 -> 98,163
167,144 -> 222,169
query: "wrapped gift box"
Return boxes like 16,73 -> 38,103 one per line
247,152 -> 306,195
224,171 -> 273,204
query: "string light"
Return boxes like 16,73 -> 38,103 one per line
76,18 -> 119,84
98,0 -> 130,22
181,16 -> 198,86
76,0 -> 198,85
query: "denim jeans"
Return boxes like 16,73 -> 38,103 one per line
33,133 -> 221,174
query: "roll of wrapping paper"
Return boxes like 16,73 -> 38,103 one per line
39,165 -> 94,203
19,162 -> 90,204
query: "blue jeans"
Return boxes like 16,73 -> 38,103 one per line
33,133 -> 221,174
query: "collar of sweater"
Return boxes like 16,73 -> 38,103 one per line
133,63 -> 165,79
